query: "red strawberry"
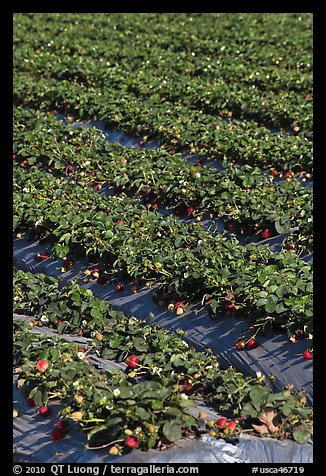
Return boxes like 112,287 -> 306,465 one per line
236,341 -> 245,350
56,320 -> 62,327
175,301 -> 185,308
182,383 -> 193,394
225,303 -> 235,312
56,421 -> 66,430
13,154 -> 17,160
187,207 -> 194,215
91,268 -> 100,276
125,435 -> 139,448
284,172 -> 292,179
286,243 -> 294,250
75,146 -> 82,152
139,140 -> 144,146
96,276 -> 106,285
152,203 -> 159,210
195,159 -> 201,164
303,351 -> 313,360
126,355 -> 139,368
246,339 -> 257,350
49,111 -> 57,116
216,417 -> 227,428
114,284 -> 122,292
262,229 -> 271,239
22,160 -> 29,166
271,170 -> 278,177
305,95 -> 310,101
228,224 -> 235,231
36,360 -> 49,373
116,220 -> 124,225
27,398 -> 36,407
50,428 -> 64,441
34,255 -> 42,262
226,421 -> 236,431
39,406 -> 51,417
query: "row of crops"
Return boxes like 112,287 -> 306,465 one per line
13,269 -> 313,452
13,13 -> 313,459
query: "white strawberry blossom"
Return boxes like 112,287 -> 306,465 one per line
180,393 -> 189,400
152,366 -> 163,375
77,351 -> 87,360
113,389 -> 121,397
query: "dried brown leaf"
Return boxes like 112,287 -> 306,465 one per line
252,423 -> 269,435
259,407 -> 280,433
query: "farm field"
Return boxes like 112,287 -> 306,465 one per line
13,13 -> 313,463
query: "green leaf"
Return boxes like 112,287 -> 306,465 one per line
275,302 -> 287,314
71,292 -> 81,302
275,219 -> 291,234
101,348 -> 118,360
162,422 -> 182,442
133,337 -> 149,352
171,355 -> 184,368
90,306 -> 102,319
151,400 -> 163,410
53,243 -> 69,258
249,386 -> 269,412
66,368 -> 76,380
135,407 -> 150,420
118,387 -> 134,399
265,296 -> 278,313
209,299 -> 220,313
293,425 -> 311,444
147,437 -> 157,449
31,389 -> 43,406
109,335 -> 124,349
276,285 -> 289,298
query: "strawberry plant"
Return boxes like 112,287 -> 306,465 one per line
13,274 -> 313,447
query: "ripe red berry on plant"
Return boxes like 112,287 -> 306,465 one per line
262,229 -> 272,239
39,406 -> 51,417
303,351 -> 313,360
125,435 -> 139,448
97,276 -> 106,285
236,341 -> 245,350
182,383 -> 193,394
246,338 -> 257,350
126,355 -> 139,368
216,417 -> 227,428
36,359 -> 49,373
225,303 -> 235,312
